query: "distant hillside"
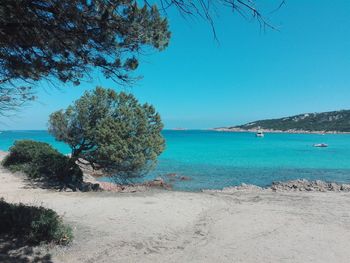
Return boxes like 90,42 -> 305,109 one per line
219,110 -> 350,133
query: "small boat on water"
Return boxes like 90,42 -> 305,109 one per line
256,130 -> 264,137
313,143 -> 328,148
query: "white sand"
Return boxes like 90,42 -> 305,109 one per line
1,164 -> 350,262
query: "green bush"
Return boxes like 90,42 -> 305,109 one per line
2,140 -> 83,187
3,140 -> 58,167
0,198 -> 73,244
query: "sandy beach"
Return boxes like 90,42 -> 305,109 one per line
2,1 -> 350,262
1,163 -> 350,263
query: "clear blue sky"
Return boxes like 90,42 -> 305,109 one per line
2,0 -> 350,130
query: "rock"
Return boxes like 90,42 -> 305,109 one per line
98,182 -> 123,191
315,180 -> 324,186
145,177 -> 171,189
329,182 -> 340,191
92,183 -> 100,191
340,184 -> 350,191
97,178 -> 172,192
205,180 -> 350,194
179,176 -> 191,181
79,182 -> 101,192
270,180 -> 350,192
314,180 -> 328,191
271,185 -> 277,191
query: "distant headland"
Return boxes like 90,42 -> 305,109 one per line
213,110 -> 350,134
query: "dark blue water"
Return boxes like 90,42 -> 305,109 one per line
1,130 -> 350,191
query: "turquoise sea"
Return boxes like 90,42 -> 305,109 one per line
1,130 -> 350,191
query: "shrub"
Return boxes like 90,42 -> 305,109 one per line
0,198 -> 73,244
3,140 -> 58,167
3,140 -> 83,188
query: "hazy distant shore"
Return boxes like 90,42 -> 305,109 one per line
211,127 -> 350,134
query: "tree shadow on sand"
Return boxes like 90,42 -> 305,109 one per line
0,235 -> 53,263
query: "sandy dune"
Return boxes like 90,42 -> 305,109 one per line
1,165 -> 350,263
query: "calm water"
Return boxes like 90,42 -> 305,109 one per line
1,130 -> 350,191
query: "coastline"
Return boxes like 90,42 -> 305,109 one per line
211,127 -> 350,134
1,165 -> 350,262
203,179 -> 350,193
2,150 -> 350,193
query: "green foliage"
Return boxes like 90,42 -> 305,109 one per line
3,140 -> 82,186
0,0 -> 270,114
49,87 -> 165,179
234,110 -> 350,132
0,0 -> 170,114
0,0 -> 170,86
0,198 -> 73,244
0,0 -> 266,89
3,140 -> 60,167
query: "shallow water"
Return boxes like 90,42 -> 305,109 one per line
1,130 -> 350,191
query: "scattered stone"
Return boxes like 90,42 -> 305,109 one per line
78,182 -> 101,192
270,179 -> 350,192
98,178 -> 172,192
144,177 -> 172,189
329,182 -> 340,191
341,184 -> 350,191
204,179 -> 350,193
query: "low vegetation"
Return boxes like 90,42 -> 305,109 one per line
3,87 -> 165,186
0,198 -> 72,245
230,110 -> 350,132
2,140 -> 83,189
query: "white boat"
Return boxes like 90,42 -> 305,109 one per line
256,130 -> 264,137
313,143 -> 328,148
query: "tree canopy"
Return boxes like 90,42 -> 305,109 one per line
0,0 -> 279,113
0,0 -> 170,112
48,87 -> 165,180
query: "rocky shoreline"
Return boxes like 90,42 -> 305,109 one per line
270,179 -> 350,192
2,147 -> 349,194
204,179 -> 350,193
97,177 -> 172,192
96,178 -> 350,193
